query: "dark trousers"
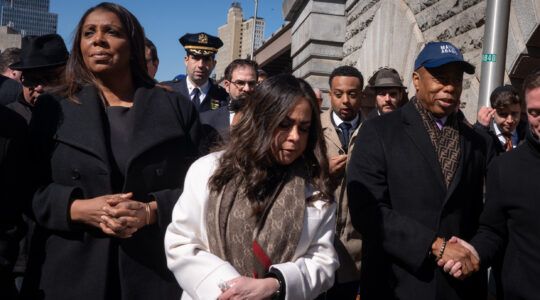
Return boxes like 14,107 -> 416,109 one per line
316,280 -> 360,300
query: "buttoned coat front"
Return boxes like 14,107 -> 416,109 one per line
320,109 -> 363,283
21,85 -> 202,300
347,101 -> 490,300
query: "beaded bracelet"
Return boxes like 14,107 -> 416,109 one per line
435,237 -> 447,261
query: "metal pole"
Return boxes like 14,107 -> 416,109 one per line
477,0 -> 511,110
251,0 -> 258,60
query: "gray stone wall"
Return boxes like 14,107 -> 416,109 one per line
0,26 -> 22,52
343,0 -> 486,121
284,0 -> 540,122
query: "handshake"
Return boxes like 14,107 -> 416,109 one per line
432,236 -> 480,280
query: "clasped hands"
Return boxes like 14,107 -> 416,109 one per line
70,192 -> 156,238
432,236 -> 480,280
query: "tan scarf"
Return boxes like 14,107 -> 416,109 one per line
412,97 -> 461,188
206,160 -> 308,277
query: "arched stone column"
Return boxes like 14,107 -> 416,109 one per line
355,0 -> 424,94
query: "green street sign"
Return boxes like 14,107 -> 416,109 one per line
482,54 -> 497,62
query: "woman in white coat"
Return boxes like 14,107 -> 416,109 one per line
165,74 -> 339,300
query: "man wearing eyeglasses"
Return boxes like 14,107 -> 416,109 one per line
7,34 -> 68,123
199,59 -> 258,150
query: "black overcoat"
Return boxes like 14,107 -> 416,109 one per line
0,105 -> 29,298
471,130 -> 540,299
21,85 -> 202,300
347,100 -> 490,300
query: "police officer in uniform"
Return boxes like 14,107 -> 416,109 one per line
162,32 -> 228,113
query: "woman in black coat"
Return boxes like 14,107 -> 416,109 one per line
21,3 -> 201,299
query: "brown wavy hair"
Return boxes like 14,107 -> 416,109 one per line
209,74 -> 333,209
59,2 -> 154,101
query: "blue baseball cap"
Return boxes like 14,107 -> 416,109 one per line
414,42 -> 475,74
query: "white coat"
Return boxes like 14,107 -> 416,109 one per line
165,152 -> 339,300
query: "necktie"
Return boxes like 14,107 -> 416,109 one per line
338,122 -> 352,149
192,88 -> 201,110
435,118 -> 444,130
504,135 -> 513,152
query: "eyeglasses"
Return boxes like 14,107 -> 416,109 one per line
230,80 -> 258,88
21,70 -> 61,88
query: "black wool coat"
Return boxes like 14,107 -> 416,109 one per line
471,130 -> 540,299
0,105 -> 29,299
347,100 -> 491,300
21,85 -> 202,300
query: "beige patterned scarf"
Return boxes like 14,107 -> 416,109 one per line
206,160 -> 308,277
412,97 -> 461,187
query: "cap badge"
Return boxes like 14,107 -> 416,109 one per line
198,33 -> 208,44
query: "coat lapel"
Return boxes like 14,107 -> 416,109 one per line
321,109 -> 344,154
124,87 -> 185,171
55,86 -> 109,163
401,102 -> 446,192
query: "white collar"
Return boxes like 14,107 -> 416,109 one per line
186,77 -> 210,96
493,120 -> 517,147
332,111 -> 360,129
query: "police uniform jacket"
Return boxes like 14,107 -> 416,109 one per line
163,77 -> 228,113
21,85 -> 202,300
321,108 -> 362,284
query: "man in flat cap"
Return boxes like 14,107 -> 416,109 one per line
347,41 -> 492,299
163,32 -> 228,113
365,67 -> 408,120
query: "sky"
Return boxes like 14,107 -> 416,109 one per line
49,0 -> 286,82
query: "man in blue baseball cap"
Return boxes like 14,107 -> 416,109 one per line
347,41 -> 491,299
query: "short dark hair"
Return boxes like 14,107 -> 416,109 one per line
257,68 -> 268,79
490,85 -> 520,109
523,71 -> 540,97
0,48 -> 21,73
145,37 -> 158,63
224,59 -> 258,81
329,65 -> 363,89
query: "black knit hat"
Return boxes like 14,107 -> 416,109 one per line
10,34 -> 69,70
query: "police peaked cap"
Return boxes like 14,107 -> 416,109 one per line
180,32 -> 223,57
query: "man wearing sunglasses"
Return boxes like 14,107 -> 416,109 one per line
200,59 -> 258,150
7,34 -> 68,123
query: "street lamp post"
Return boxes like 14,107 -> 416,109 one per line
251,0 -> 258,60
477,0 -> 511,110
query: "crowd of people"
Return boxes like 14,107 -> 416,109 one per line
0,1 -> 539,300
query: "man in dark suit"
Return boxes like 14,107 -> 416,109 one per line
347,42 -> 489,299
162,32 -> 228,113
199,59 -> 258,149
474,85 -> 527,153
442,71 -> 540,299
0,48 -> 22,105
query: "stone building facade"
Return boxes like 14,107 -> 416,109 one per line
215,2 -> 265,82
0,26 -> 22,52
282,0 -> 540,121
